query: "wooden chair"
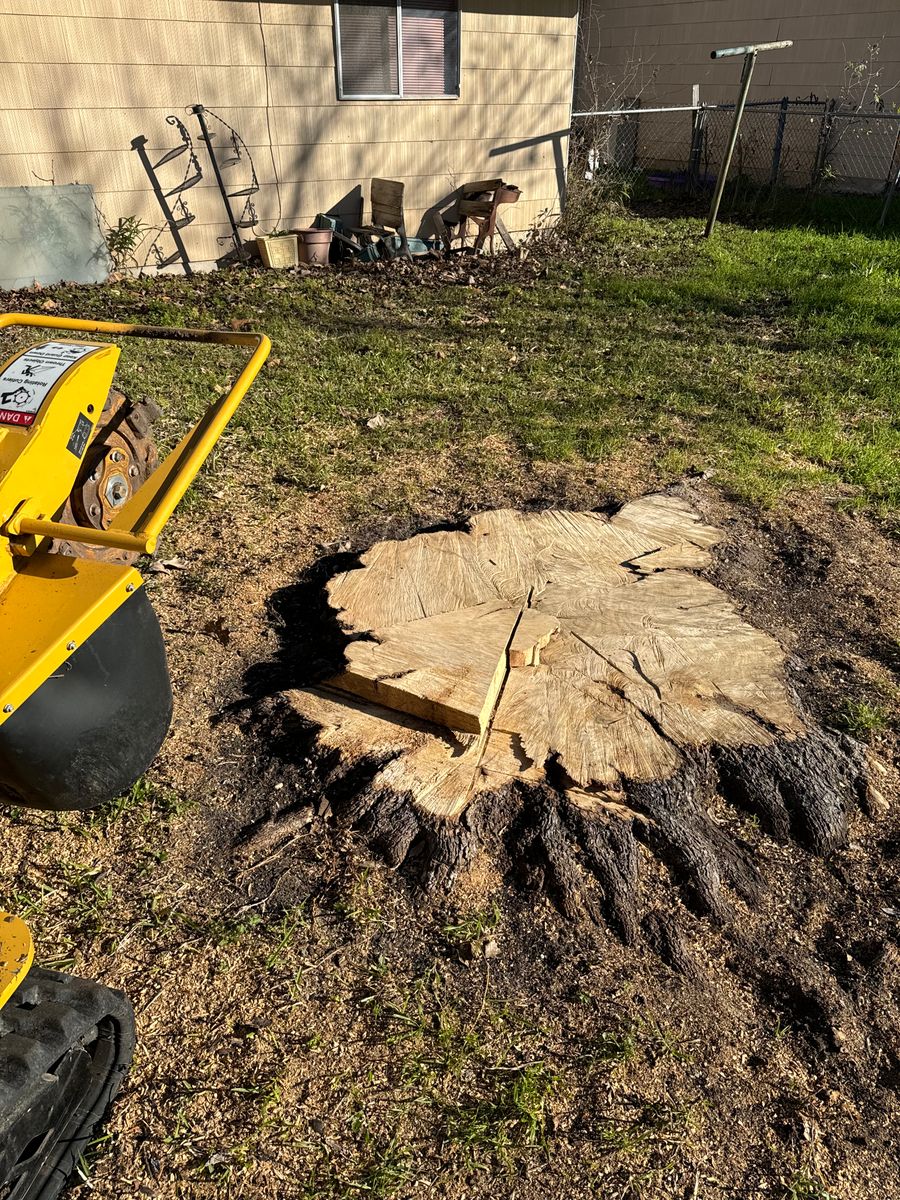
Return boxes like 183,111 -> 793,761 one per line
456,179 -> 521,255
347,177 -> 411,260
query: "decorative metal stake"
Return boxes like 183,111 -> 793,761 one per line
191,105 -> 259,261
130,116 -> 202,274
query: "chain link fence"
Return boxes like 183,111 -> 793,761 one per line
571,100 -> 900,229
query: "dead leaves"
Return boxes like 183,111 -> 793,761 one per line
147,556 -> 190,574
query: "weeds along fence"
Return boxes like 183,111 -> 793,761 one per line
571,100 -> 900,229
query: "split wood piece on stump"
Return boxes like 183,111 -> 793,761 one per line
264,494 -> 870,943
284,686 -> 486,821
330,600 -> 520,733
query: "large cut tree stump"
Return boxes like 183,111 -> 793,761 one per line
262,495 -> 872,938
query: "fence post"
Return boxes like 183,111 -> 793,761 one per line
769,95 -> 789,186
811,98 -> 835,190
689,106 -> 707,194
614,97 -> 641,173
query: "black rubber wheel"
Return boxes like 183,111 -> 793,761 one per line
0,587 -> 173,811
0,966 -> 135,1200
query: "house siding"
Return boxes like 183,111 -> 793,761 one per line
0,0 -> 577,269
575,0 -> 900,109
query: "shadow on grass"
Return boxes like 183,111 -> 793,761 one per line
629,185 -> 900,239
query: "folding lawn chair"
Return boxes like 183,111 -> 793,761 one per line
347,178 -> 412,260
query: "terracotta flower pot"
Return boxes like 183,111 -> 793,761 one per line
295,228 -> 333,266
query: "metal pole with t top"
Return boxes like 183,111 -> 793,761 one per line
878,124 -> 900,230
704,40 -> 793,237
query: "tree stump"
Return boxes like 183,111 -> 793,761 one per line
259,495 -> 872,937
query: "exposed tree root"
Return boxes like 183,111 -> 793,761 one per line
715,724 -> 869,855
247,692 -> 869,955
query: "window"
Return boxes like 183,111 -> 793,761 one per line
334,1 -> 460,100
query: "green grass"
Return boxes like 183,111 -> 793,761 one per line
836,697 -> 891,739
81,775 -> 191,833
585,1026 -> 639,1068
599,1098 -> 703,1155
441,1061 -> 557,1163
784,1167 -> 835,1200
333,865 -> 386,928
442,901 -> 501,947
5,208 -> 898,528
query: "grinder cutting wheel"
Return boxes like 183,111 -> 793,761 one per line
0,313 -> 270,1199
51,388 -> 160,562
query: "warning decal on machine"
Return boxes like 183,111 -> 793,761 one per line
0,342 -> 101,428
66,412 -> 94,459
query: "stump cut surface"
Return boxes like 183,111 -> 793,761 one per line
290,495 -> 808,821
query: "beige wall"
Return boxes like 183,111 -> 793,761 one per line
576,1 -> 900,109
0,0 -> 577,270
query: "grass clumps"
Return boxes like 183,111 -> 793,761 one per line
784,1167 -> 835,1200
836,697 -> 891,739
4,208 -> 898,528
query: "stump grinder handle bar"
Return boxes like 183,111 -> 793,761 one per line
0,313 -> 270,555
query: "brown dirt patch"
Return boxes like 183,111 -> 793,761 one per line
2,461 -> 898,1200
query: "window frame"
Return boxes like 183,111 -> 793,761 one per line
333,1 -> 461,102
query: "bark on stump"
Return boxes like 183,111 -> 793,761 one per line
252,495 -> 872,939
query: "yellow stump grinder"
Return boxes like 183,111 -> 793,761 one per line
0,313 -> 269,1198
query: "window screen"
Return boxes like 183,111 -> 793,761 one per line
402,4 -> 459,97
336,2 -> 399,97
335,1 -> 459,99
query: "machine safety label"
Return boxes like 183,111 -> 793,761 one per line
0,341 -> 100,428
66,412 -> 94,459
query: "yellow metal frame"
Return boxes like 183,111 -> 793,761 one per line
0,314 -> 271,555
0,314 -> 269,726
0,557 -> 143,725
0,911 -> 34,1009
0,340 -> 121,569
